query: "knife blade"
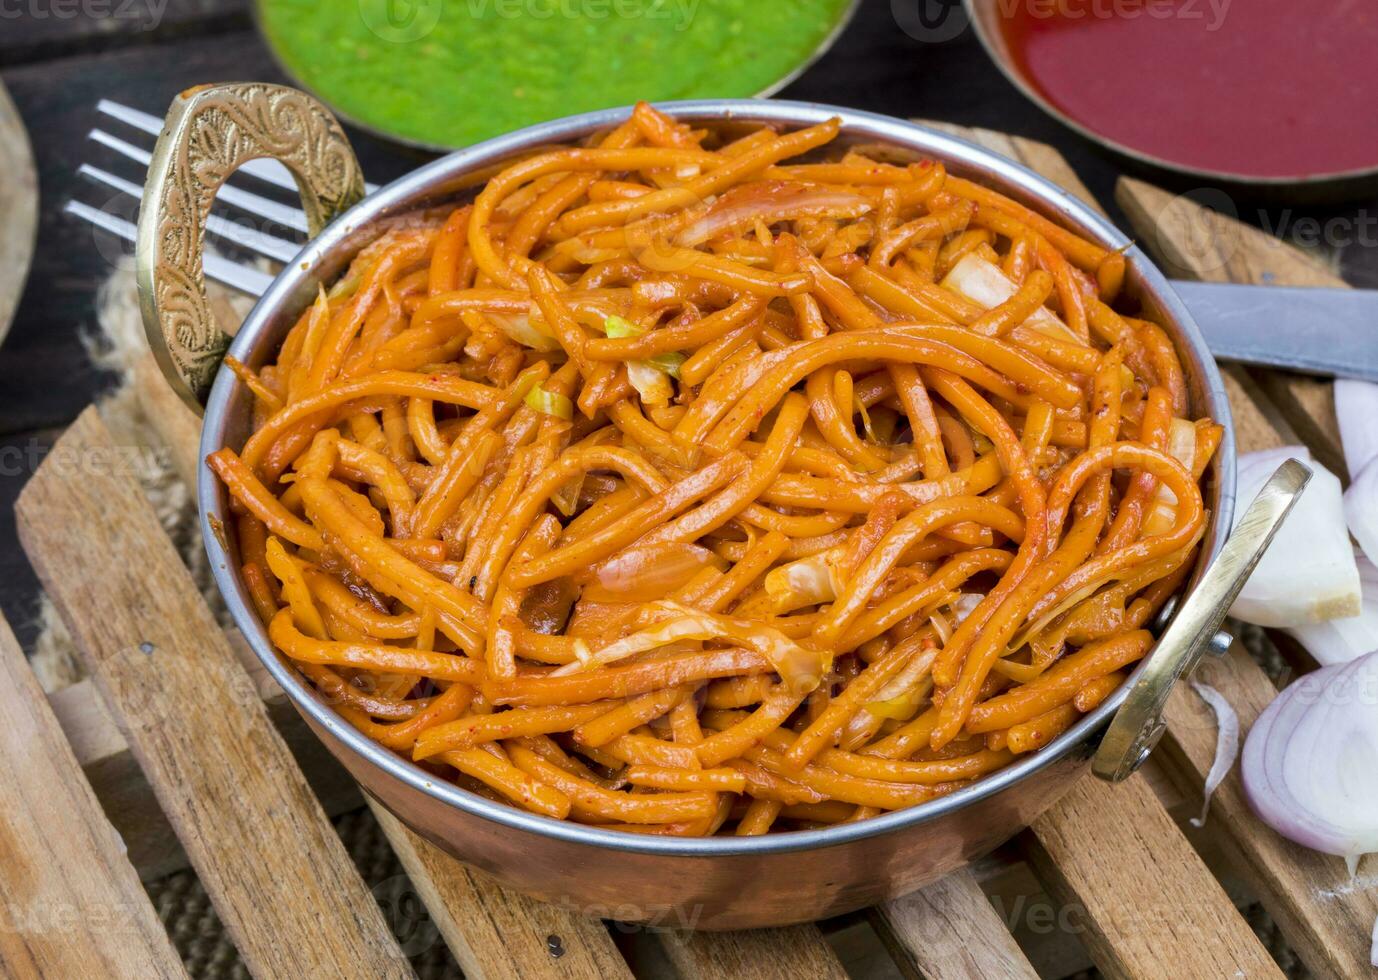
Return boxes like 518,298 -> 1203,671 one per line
1170,280 -> 1378,382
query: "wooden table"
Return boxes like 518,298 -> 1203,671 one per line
2,4 -> 1377,978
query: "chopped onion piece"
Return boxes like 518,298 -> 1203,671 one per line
1336,379 -> 1378,478
550,475 -> 584,518
863,644 -> 938,721
524,385 -> 573,420
1288,551 -> 1378,666
864,694 -> 922,721
1189,680 -> 1239,828
951,592 -> 984,625
674,181 -> 872,247
1345,459 -> 1378,566
583,543 -> 724,603
1242,650 -> 1378,870
941,253 -> 1081,344
627,360 -> 674,405
1143,418 -> 1197,537
556,601 -> 830,693
929,609 -> 952,646
1231,446 -> 1361,627
765,548 -> 842,613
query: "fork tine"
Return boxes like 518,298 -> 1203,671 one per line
97,100 -> 301,193
64,200 -> 273,297
78,164 -> 301,264
89,127 -> 310,233
89,127 -> 152,166
96,99 -> 380,194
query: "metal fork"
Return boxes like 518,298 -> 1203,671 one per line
66,100 -> 379,298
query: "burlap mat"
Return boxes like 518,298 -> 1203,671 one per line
32,262 -> 1309,978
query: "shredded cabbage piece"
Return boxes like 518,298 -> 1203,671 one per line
524,385 -> 573,420
554,600 -> 830,693
604,314 -> 645,339
490,313 -> 561,352
604,315 -> 681,404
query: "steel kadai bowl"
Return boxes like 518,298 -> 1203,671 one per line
170,93 -> 1235,929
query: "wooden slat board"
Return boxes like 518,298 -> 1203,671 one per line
0,610 -> 187,979
45,636 -> 363,881
1028,775 -> 1283,980
658,925 -> 847,980
1119,179 -> 1378,979
15,408 -> 414,979
369,802 -> 633,980
870,868 -> 1040,980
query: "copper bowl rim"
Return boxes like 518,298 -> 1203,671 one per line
961,0 -> 1378,189
199,98 -> 1237,858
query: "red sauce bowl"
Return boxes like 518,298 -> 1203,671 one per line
965,0 -> 1378,199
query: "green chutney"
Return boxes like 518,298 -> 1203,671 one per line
256,0 -> 854,148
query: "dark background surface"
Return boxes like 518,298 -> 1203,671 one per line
1,0 -> 1375,648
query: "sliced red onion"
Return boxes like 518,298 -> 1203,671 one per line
1335,380 -> 1378,479
1242,650 -> 1378,871
1189,680 -> 1239,828
1231,446 -> 1361,627
1346,459 -> 1378,566
1288,551 -> 1378,666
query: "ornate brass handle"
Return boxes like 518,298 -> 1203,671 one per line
1092,458 -> 1313,781
134,82 -> 366,411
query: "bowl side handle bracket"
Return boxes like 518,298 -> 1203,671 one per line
134,82 -> 366,413
1092,458 -> 1313,782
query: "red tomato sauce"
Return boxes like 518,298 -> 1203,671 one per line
999,0 -> 1378,178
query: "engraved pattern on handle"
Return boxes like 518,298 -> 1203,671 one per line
1092,458 -> 1313,782
135,82 -> 366,411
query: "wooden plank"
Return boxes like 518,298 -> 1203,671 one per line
1118,176 -> 1378,978
0,609 -> 187,979
1025,775 -> 1283,980
368,803 -> 632,980
1116,177 -> 1345,473
15,408 -> 413,979
870,868 -> 1040,980
658,925 -> 847,980
46,633 -> 362,881
133,351 -> 203,489
0,80 -> 37,346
